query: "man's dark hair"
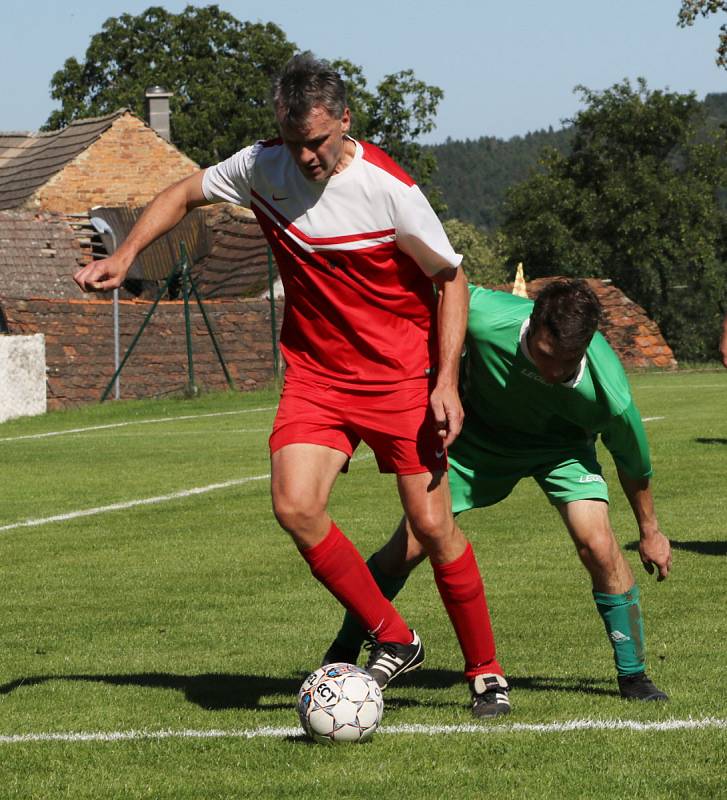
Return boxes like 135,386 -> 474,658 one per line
272,52 -> 347,128
530,279 -> 602,353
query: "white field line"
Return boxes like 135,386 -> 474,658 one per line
0,407 -> 665,444
0,454 -> 374,534
75,428 -> 272,438
0,717 -> 723,745
0,407 -> 276,444
0,475 -> 270,534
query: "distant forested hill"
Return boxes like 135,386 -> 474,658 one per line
427,128 -> 574,230
429,92 -> 727,230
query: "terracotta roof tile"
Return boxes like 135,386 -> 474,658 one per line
0,210 -> 86,298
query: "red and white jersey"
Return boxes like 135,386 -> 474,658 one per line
202,137 -> 461,388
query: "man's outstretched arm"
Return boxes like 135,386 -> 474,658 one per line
74,171 -> 209,293
720,313 -> 727,368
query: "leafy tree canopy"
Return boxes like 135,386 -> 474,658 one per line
45,4 -> 442,184
441,219 -> 507,287
678,1 -> 727,68
503,78 -> 727,360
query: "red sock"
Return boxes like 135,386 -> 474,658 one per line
301,522 -> 412,644
432,542 -> 503,680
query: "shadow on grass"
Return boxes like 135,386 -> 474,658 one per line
0,672 -> 302,711
625,539 -> 727,556
0,668 -> 618,708
694,437 -> 727,445
403,669 -> 616,698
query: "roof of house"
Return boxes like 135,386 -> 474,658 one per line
0,110 -> 128,211
193,204 -> 272,298
0,210 -> 88,299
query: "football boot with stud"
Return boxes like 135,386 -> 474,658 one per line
364,629 -> 424,689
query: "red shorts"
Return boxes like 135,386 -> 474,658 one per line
269,377 -> 448,475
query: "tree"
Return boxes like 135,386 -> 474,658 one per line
45,5 -> 295,166
678,1 -> 727,68
503,79 -> 727,360
331,60 -> 444,196
441,220 -> 507,286
45,5 -> 444,185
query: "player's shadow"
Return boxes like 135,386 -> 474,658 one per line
625,539 -> 727,556
387,668 -> 617,703
694,437 -> 727,445
0,668 -> 618,711
0,672 -> 303,711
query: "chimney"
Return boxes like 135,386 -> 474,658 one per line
145,86 -> 173,142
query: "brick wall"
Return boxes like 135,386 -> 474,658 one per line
35,114 -> 199,214
1,296 -> 284,409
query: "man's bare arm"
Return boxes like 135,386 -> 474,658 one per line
430,266 -> 468,448
720,314 -> 727,368
73,171 -> 209,293
617,468 -> 672,581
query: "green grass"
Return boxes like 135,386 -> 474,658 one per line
0,374 -> 725,799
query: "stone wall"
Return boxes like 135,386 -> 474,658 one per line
0,296 -> 284,409
0,334 -> 46,422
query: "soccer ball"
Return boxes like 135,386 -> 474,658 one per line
297,663 -> 384,743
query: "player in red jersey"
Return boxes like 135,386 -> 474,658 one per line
74,53 -> 506,716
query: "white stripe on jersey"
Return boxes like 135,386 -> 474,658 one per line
202,138 -> 461,276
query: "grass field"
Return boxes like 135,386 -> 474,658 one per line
0,371 -> 725,799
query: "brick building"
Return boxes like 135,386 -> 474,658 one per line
0,109 -> 199,214
0,107 -> 281,408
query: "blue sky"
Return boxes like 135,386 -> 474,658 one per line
1,0 -> 725,143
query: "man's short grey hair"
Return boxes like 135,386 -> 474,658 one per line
272,52 -> 347,128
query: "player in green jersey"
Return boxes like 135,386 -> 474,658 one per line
324,279 -> 672,715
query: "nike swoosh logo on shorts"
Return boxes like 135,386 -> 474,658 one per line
272,194 -> 288,201
435,449 -> 445,458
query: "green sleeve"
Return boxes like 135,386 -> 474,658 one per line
600,400 -> 653,479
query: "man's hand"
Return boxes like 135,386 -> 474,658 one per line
74,253 -> 132,293
638,526 -> 672,581
430,382 -> 464,449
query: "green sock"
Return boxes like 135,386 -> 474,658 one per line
593,584 -> 646,676
334,555 -> 409,655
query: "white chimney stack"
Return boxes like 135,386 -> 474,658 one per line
145,86 -> 173,142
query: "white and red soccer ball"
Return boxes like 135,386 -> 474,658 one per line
297,663 -> 384,743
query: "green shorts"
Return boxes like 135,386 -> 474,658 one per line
448,435 -> 609,514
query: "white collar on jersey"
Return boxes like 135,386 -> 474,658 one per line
519,318 -> 586,389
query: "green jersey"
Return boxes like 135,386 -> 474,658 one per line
458,286 -> 652,480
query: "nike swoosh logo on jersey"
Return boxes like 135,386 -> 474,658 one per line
272,194 -> 288,201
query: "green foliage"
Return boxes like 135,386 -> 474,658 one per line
331,59 -> 444,192
502,79 -> 727,361
678,0 -> 727,68
441,219 -> 508,285
45,5 -> 443,181
45,5 -> 296,166
429,128 -> 574,230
